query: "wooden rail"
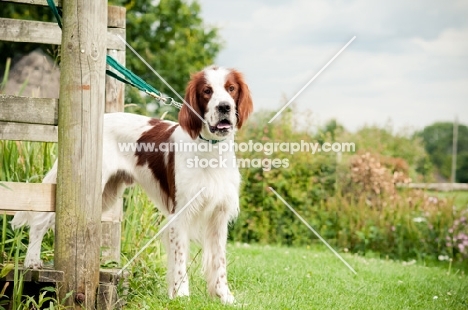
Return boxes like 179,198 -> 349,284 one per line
398,183 -> 468,192
0,95 -> 58,125
2,0 -> 62,7
0,95 -> 59,141
1,1 -> 125,28
0,182 -> 55,212
1,268 -> 64,282
0,19 -> 125,50
0,121 -> 58,142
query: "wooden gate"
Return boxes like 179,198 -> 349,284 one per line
0,0 -> 126,308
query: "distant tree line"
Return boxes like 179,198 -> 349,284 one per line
319,119 -> 468,183
418,122 -> 468,183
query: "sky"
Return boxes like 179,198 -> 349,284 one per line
198,0 -> 468,132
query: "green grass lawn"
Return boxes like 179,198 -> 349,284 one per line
125,243 -> 468,310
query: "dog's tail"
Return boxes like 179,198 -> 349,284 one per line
11,211 -> 35,229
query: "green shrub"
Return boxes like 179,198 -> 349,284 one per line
231,111 -> 338,245
230,112 -> 467,265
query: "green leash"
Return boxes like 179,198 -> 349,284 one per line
105,57 -> 183,109
46,0 -> 182,109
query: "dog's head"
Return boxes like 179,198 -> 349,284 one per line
178,66 -> 253,140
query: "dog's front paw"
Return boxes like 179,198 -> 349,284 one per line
220,292 -> 235,305
169,281 -> 190,299
212,283 -> 235,304
24,257 -> 43,269
175,285 -> 190,298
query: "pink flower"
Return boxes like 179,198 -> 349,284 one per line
457,233 -> 468,240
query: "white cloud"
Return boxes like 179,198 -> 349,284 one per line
199,0 -> 468,131
412,27 -> 468,57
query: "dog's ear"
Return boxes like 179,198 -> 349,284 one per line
179,72 -> 204,139
231,70 -> 253,129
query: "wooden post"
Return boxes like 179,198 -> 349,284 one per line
105,50 -> 126,113
55,0 -> 107,308
101,48 -> 125,265
101,5 -> 126,267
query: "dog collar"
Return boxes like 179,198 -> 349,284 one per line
198,134 -> 225,144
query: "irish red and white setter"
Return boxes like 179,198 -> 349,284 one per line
11,66 -> 253,304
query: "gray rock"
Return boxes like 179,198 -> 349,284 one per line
3,49 -> 60,99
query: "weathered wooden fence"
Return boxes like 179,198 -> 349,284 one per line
0,0 -> 126,308
398,183 -> 468,192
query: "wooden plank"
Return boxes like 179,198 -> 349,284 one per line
99,269 -> 129,286
103,44 -> 125,264
107,6 -> 126,29
0,121 -> 58,142
0,18 -> 126,50
1,0 -> 61,6
0,95 -> 58,125
107,28 -> 126,51
0,268 -> 128,284
398,183 -> 468,192
97,269 -> 129,310
97,283 -> 120,310
0,182 -> 55,212
1,267 -> 64,282
101,221 -> 121,264
0,18 -> 61,45
55,0 -> 107,307
105,49 -> 125,113
1,1 -> 125,28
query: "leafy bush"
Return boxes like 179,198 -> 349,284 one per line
230,111 -> 338,245
230,112 -> 467,265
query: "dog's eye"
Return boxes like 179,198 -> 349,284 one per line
228,85 -> 235,92
204,88 -> 212,95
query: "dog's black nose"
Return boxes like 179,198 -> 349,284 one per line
217,102 -> 231,113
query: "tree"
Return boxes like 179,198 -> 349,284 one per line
0,0 -> 222,119
109,0 -> 222,119
315,119 -> 345,143
418,122 -> 468,182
